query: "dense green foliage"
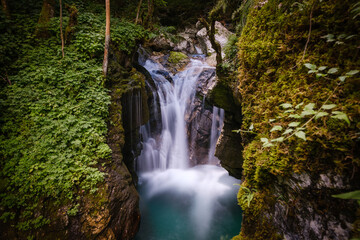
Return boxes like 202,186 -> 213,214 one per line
0,0 -> 148,232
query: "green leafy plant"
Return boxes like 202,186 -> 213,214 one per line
242,64 -> 358,148
320,33 -> 357,45
235,184 -> 257,207
332,190 -> 360,205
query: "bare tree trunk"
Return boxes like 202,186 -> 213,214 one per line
135,0 -> 143,24
210,20 -> 222,65
103,0 -> 110,77
199,17 -> 222,65
1,0 -> 10,18
60,0 -> 64,58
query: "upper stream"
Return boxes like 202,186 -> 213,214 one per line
135,53 -> 242,240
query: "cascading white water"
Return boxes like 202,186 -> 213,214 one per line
208,106 -> 225,164
137,58 -> 208,172
136,53 -> 241,240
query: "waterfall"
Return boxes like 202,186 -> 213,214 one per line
135,52 -> 241,240
208,106 -> 225,164
137,57 -> 208,172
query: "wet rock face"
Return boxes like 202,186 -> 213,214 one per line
145,21 -> 232,58
186,68 -> 217,165
271,172 -> 358,240
215,122 -> 243,179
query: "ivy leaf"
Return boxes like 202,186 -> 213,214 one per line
263,142 -> 274,148
280,103 -> 292,109
327,68 -> 338,74
316,73 -> 326,78
295,131 -> 306,141
282,129 -> 293,135
270,126 -> 283,132
304,63 -> 316,70
284,109 -> 295,113
315,112 -> 329,119
289,114 -> 301,119
331,111 -> 350,125
304,103 -> 315,110
295,102 -> 304,109
288,122 -> 301,127
321,104 -> 336,110
346,70 -> 359,76
321,34 -> 334,40
345,35 -> 356,40
318,66 -> 327,71
271,137 -> 285,142
301,109 -> 317,116
339,76 -> 347,82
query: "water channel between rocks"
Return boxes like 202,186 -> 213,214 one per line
135,52 -> 242,240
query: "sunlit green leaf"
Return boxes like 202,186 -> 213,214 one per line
270,125 -> 283,132
301,109 -> 316,116
280,103 -> 292,109
260,138 -> 269,143
249,123 -> 254,131
288,122 -> 301,127
327,68 -> 338,74
331,111 -> 350,125
295,131 -> 306,141
284,109 -> 295,113
271,137 -> 285,142
316,73 -> 326,78
289,114 -> 301,119
304,103 -> 315,110
263,142 -> 274,148
318,66 -> 327,71
282,129 -> 293,135
346,70 -> 359,76
304,63 -> 316,70
321,104 -> 336,110
339,76 -> 347,82
315,112 -> 329,119
295,102 -> 304,109
269,119 -> 276,122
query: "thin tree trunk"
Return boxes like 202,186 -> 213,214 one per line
199,17 -> 222,65
210,20 -> 222,65
60,0 -> 64,58
135,0 -> 143,24
103,0 -> 110,77
1,0 -> 10,18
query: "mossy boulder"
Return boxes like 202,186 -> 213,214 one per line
168,51 -> 188,63
230,0 -> 360,239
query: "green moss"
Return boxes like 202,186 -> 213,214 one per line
168,51 -> 188,63
232,0 -> 360,238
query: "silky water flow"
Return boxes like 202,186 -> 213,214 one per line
135,53 -> 242,240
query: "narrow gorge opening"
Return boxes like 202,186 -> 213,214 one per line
134,50 -> 242,240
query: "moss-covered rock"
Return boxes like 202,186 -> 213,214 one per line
168,51 -> 188,63
230,0 -> 360,239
